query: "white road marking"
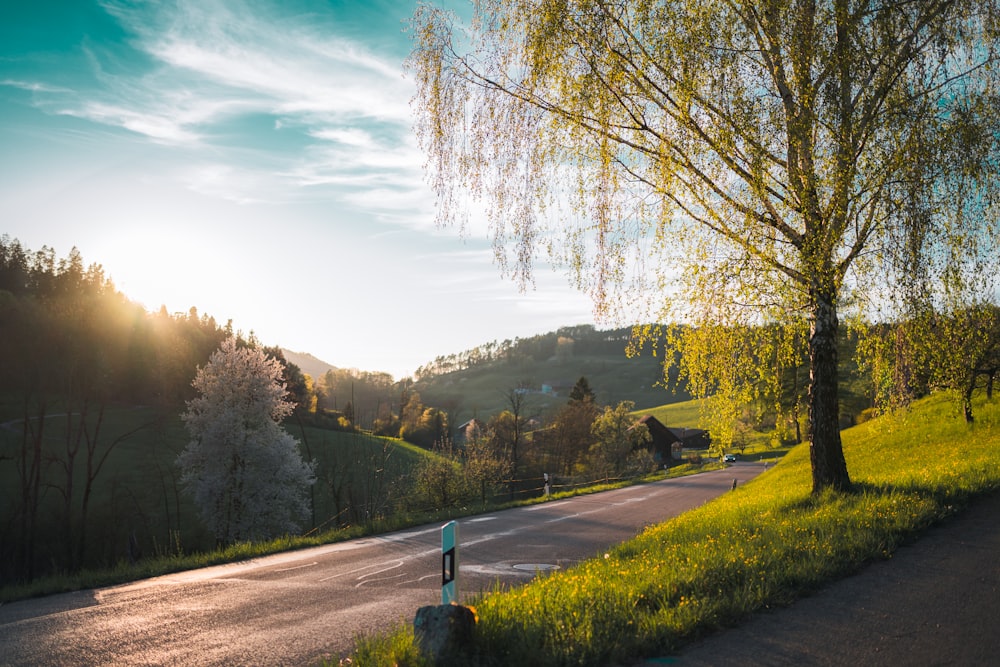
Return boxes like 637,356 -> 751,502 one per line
274,562 -> 318,573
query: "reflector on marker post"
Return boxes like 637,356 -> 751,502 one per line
441,520 -> 458,604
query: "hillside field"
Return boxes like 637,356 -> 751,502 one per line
0,402 -> 434,584
414,347 -> 686,424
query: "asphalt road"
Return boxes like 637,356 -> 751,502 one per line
0,464 -> 762,666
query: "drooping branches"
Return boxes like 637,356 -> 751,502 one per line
409,0 -> 1000,491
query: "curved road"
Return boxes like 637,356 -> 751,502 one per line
0,464 -> 761,666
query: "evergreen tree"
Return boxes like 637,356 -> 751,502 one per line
550,398 -> 600,475
568,376 -> 596,404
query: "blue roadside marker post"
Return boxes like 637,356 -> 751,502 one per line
413,520 -> 475,660
441,520 -> 458,605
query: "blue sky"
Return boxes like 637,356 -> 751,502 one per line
0,0 -> 598,379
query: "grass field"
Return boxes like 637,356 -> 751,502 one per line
635,399 -> 704,428
350,392 -> 1000,666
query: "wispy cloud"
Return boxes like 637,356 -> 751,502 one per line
67,100 -> 202,144
0,79 -> 73,94
309,128 -> 378,147
99,0 -> 412,123
19,0 -> 431,221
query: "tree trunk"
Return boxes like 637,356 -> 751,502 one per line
808,287 -> 851,493
19,399 -> 46,581
62,407 -> 87,570
294,414 -> 317,529
793,400 -> 803,444
963,377 -> 976,423
78,404 -> 105,568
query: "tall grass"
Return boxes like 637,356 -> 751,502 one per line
351,393 -> 1000,666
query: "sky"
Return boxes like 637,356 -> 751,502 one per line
0,0 -> 601,379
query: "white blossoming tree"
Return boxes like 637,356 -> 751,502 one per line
178,338 -> 315,543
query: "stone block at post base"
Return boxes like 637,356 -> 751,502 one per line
413,603 -> 477,664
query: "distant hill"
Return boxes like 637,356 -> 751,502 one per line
411,325 -> 691,424
283,321 -> 873,431
281,349 -> 339,382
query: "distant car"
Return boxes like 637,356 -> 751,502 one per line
723,454 -> 737,462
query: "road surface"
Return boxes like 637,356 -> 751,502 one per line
0,464 -> 761,666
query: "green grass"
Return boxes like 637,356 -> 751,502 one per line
349,392 -> 1000,666
636,399 -> 705,428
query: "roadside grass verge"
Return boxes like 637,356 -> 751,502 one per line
349,393 -> 1000,666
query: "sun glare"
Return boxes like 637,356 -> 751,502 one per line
94,224 -> 237,316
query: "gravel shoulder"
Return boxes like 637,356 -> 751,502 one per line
638,490 -> 1000,666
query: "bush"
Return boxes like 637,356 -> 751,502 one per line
412,451 -> 469,510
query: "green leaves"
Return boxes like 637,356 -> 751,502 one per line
410,0 -> 1000,491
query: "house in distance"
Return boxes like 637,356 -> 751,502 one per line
636,415 -> 710,466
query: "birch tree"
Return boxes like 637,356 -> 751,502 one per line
409,0 -> 1000,492
178,338 -> 315,543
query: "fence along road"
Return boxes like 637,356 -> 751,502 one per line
0,463 -> 762,666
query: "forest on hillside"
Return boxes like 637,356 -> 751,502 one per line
0,237 -> 432,585
0,237 -> 226,582
413,325 -> 638,379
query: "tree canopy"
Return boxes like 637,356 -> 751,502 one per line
179,338 -> 315,543
588,401 -> 652,480
569,376 -> 597,404
409,0 -> 1000,492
